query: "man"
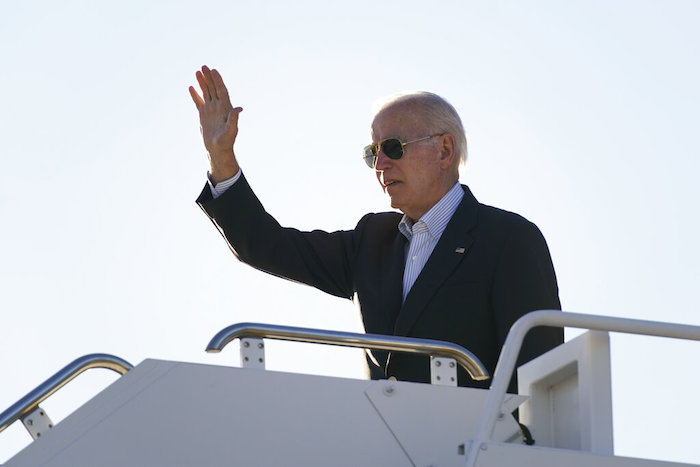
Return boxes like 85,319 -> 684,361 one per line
191,65 -> 562,391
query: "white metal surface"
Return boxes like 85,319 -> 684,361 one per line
473,442 -> 696,467
240,337 -> 265,369
430,356 -> 458,386
518,330 -> 613,453
364,381 -> 525,466
6,359 -> 515,467
466,310 -> 700,467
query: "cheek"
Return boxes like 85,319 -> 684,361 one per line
416,166 -> 438,186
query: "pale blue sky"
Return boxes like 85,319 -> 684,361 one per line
1,1 -> 699,463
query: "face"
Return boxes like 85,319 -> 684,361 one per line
371,106 -> 450,222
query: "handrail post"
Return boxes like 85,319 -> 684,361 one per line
206,322 -> 490,382
0,354 -> 133,439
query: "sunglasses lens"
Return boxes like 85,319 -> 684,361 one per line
363,145 -> 377,168
363,138 -> 404,168
380,139 -> 403,159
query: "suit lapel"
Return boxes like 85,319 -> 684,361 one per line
393,185 -> 479,337
382,232 -> 407,328
370,230 -> 406,372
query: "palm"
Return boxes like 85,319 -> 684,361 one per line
189,66 -> 242,156
200,98 -> 235,154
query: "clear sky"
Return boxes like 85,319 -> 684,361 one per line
1,0 -> 699,463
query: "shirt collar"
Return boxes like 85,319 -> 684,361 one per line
398,182 -> 464,241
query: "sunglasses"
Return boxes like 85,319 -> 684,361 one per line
363,133 -> 444,168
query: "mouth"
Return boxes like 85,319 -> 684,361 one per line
382,178 -> 399,188
382,180 -> 400,194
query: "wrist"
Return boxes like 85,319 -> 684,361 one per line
210,166 -> 239,185
208,150 -> 239,184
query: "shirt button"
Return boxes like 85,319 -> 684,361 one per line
412,255 -> 418,262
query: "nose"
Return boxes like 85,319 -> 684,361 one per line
374,150 -> 392,171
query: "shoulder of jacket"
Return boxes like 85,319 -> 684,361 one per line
474,203 -> 547,244
355,211 -> 402,232
478,202 -> 533,226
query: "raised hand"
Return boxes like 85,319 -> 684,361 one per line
189,65 -> 243,184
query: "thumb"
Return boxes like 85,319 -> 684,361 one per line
227,107 -> 243,132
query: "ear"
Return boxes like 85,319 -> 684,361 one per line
438,134 -> 457,170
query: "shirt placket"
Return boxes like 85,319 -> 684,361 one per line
402,221 -> 430,302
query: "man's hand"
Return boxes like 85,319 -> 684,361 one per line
189,65 -> 243,184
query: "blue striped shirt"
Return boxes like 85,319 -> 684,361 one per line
399,182 -> 464,301
208,169 -> 241,198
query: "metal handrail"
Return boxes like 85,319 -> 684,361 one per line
0,353 -> 133,435
206,322 -> 489,381
464,310 -> 700,467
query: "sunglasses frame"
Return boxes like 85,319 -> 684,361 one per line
363,133 -> 444,168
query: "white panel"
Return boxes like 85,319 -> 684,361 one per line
518,331 -> 613,454
551,372 -> 580,450
6,360 -> 411,467
474,442 -> 694,467
364,381 -> 526,466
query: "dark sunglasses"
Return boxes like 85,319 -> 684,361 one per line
363,133 -> 443,168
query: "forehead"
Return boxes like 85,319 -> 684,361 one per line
371,103 -> 426,140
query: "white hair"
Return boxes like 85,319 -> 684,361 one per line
373,91 -> 468,165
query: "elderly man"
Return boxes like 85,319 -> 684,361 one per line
191,66 -> 562,391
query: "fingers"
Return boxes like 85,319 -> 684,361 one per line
193,65 -> 230,101
201,66 -> 219,100
188,86 -> 204,110
211,69 -> 230,102
191,65 -> 236,111
195,70 -> 212,102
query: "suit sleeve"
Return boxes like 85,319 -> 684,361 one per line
196,174 -> 360,300
491,220 -> 563,389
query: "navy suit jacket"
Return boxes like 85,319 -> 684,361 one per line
197,174 -> 563,391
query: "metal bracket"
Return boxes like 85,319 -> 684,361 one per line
430,356 -> 458,386
240,337 -> 266,369
20,406 -> 53,439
